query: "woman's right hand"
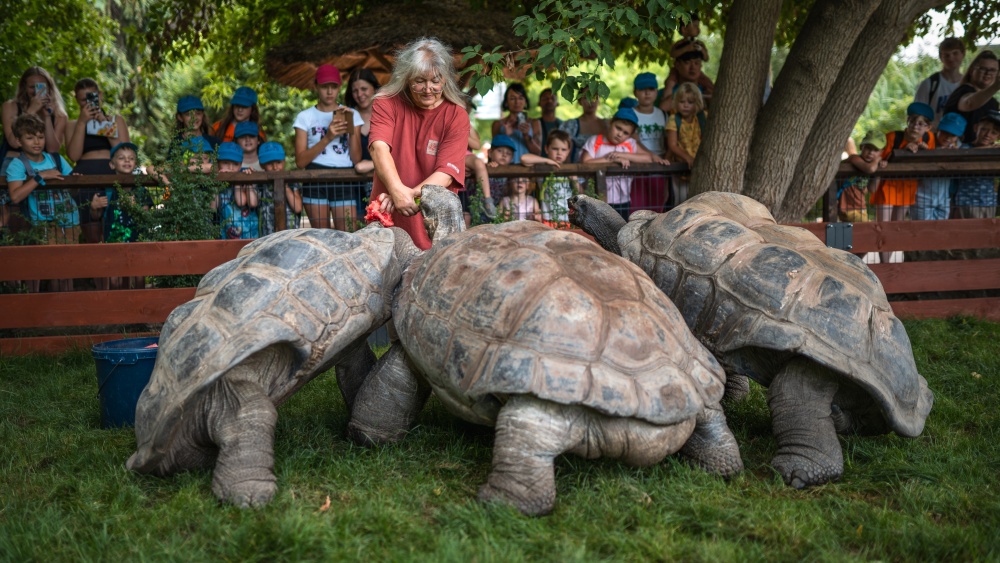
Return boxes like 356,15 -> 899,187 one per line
27,93 -> 47,115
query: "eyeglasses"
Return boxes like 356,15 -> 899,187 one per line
410,80 -> 443,93
975,66 -> 998,76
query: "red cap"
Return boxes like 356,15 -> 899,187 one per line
316,64 -> 342,85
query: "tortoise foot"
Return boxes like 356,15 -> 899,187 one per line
772,453 -> 842,489
214,477 -> 277,508
477,481 -> 555,517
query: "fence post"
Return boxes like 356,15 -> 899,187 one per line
824,180 -> 837,222
273,177 -> 286,232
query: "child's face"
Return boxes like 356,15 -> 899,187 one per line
262,160 -> 285,172
510,177 -> 530,195
17,131 -> 45,157
111,149 -> 137,174
218,160 -> 241,173
233,105 -> 252,122
317,82 -> 341,106
187,153 -> 211,169
940,48 -> 964,72
489,146 -> 514,166
608,120 -> 636,145
973,121 -> 1000,147
180,109 -> 204,131
546,139 -> 570,164
905,114 -> 931,138
937,131 -> 961,149
634,87 -> 657,108
860,145 -> 880,161
237,135 -> 260,153
675,95 -> 697,116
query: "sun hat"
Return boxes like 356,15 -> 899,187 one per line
618,97 -> 638,109
110,142 -> 139,159
859,131 -> 885,151
176,95 -> 204,114
234,121 -> 259,139
230,86 -> 258,107
906,102 -> 935,121
490,134 -> 517,151
258,142 -> 286,165
937,113 -> 967,137
633,73 -> 659,90
316,64 -> 342,85
671,38 -> 709,62
612,107 -> 639,126
217,142 -> 244,163
180,136 -> 214,153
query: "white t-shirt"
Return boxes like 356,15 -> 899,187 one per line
292,105 -> 365,168
582,134 -> 638,204
914,72 -> 961,126
634,107 -> 666,156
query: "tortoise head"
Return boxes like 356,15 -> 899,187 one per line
567,194 -> 626,255
419,184 -> 466,244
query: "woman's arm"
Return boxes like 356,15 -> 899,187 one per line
66,118 -> 86,161
1,100 -> 19,148
370,140 -> 419,216
46,112 -> 67,154
348,123 -> 362,164
524,118 -> 542,155
958,79 -> 1000,113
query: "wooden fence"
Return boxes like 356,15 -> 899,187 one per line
1,156 -> 998,355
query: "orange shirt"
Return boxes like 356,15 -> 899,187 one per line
871,130 -> 936,206
212,121 -> 268,143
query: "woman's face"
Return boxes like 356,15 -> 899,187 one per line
351,79 -> 377,109
409,70 -> 444,110
233,105 -> 252,122
26,75 -> 48,98
75,87 -> 100,109
505,89 -> 527,114
970,58 -> 999,89
578,95 -> 600,114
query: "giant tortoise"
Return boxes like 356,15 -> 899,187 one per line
127,185 -> 464,507
348,219 -> 743,516
569,191 -> 933,489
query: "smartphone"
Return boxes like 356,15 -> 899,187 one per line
34,82 -> 48,97
516,112 -> 526,125
336,107 -> 351,126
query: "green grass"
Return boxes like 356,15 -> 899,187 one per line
2,318 -> 999,561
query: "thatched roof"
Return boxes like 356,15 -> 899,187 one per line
266,0 -> 524,90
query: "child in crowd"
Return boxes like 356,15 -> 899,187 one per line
499,177 -> 540,221
90,142 -> 152,289
213,87 -> 266,143
952,110 -> 1000,219
630,72 -> 669,214
235,122 -> 263,171
666,82 -> 707,208
258,141 -> 304,231
872,102 -> 937,262
169,95 -> 220,161
216,142 -> 259,239
913,112 -> 965,221
485,134 -> 517,214
581,108 -> 667,220
913,38 -> 965,127
5,113 -> 78,291
521,130 -> 579,223
293,64 -> 363,231
838,132 -> 884,225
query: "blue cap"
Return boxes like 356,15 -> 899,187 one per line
634,72 -> 658,90
177,95 -> 204,114
230,86 -> 258,107
937,112 -> 967,137
180,136 -> 214,153
110,142 -> 139,159
258,142 -> 285,164
906,102 -> 935,121
217,142 -> 243,163
612,108 -> 639,126
490,134 -> 517,151
234,121 -> 259,139
618,97 -> 638,109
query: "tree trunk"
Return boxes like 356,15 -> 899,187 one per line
689,0 -> 780,196
742,0 -> 881,211
774,0 -> 953,221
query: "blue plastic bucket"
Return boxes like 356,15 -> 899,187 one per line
92,336 -> 159,428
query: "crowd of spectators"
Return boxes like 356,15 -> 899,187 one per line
1,26 -> 998,259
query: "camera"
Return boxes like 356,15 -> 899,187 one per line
86,91 -> 100,109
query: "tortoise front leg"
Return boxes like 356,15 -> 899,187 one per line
680,401 -> 744,478
767,358 -> 843,489
335,341 -> 377,413
206,378 -> 278,508
347,343 -> 430,445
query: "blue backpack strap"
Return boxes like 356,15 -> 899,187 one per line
696,111 -> 706,132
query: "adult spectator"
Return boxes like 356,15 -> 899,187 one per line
491,83 -> 542,162
941,50 -> 1000,143
344,68 -> 381,219
213,87 -> 266,143
558,91 -> 608,163
537,88 -> 562,158
914,37 -> 966,126
2,67 -> 68,175
66,78 -> 131,246
659,38 -> 714,112
370,38 -> 470,250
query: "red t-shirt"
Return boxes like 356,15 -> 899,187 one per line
369,94 -> 469,250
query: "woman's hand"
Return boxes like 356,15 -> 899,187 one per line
517,119 -> 531,136
325,119 -> 349,140
27,93 -> 47,115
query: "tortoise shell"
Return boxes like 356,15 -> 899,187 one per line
131,227 -> 406,473
619,192 -> 931,437
394,221 -> 725,427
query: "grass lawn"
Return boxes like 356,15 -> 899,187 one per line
1,317 -> 998,561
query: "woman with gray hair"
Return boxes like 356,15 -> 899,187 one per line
369,37 -> 470,249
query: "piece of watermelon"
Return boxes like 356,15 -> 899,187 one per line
365,200 -> 394,227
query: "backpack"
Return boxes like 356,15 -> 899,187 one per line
16,152 -> 80,227
926,71 -> 941,108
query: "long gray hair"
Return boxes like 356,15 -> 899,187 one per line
376,37 -> 467,107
